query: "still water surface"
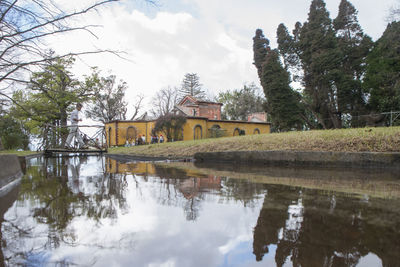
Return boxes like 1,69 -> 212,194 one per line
1,156 -> 400,267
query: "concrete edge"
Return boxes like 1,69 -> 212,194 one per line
106,153 -> 193,163
0,155 -> 23,190
194,150 -> 400,169
20,153 -> 43,160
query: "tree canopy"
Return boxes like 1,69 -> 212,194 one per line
217,83 -> 265,121
179,73 -> 206,100
253,0 -> 396,129
85,72 -> 128,123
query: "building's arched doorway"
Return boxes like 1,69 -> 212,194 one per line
126,126 -> 137,145
194,125 -> 202,140
253,128 -> 260,134
209,124 -> 223,138
233,128 -> 240,136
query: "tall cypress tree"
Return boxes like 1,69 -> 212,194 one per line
298,0 -> 342,129
333,0 -> 373,126
253,29 -> 270,85
364,21 -> 400,114
261,50 -> 304,131
277,23 -> 303,84
253,29 -> 305,131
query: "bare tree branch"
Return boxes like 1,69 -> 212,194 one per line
151,86 -> 179,117
0,0 -> 120,97
130,94 -> 144,120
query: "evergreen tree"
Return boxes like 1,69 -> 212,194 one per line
26,57 -> 93,129
333,0 -> 373,126
253,29 -> 270,85
261,50 -> 304,131
277,23 -> 303,83
11,57 -> 97,147
298,0 -> 342,128
179,73 -> 206,100
364,21 -> 400,114
0,109 -> 29,150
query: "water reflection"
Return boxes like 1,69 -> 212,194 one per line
0,156 -> 399,266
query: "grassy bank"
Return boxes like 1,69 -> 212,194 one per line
109,126 -> 400,158
0,150 -> 40,156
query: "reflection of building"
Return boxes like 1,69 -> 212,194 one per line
106,158 -> 222,199
106,158 -> 156,175
104,95 -> 270,146
178,176 -> 222,200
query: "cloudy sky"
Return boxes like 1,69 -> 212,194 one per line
50,0 -> 398,117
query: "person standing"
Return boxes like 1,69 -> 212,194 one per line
65,103 -> 86,149
141,134 -> 146,145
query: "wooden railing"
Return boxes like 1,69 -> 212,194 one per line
41,124 -> 107,152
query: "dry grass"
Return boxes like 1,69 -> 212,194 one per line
108,126 -> 400,158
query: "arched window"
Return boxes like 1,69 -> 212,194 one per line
194,125 -> 202,140
233,128 -> 240,136
253,128 -> 260,134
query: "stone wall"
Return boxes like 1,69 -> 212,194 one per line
0,155 -> 23,189
194,151 -> 400,169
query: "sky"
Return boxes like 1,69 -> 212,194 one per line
49,0 -> 398,118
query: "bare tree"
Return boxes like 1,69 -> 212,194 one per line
151,86 -> 179,117
0,0 -> 120,91
130,94 -> 144,120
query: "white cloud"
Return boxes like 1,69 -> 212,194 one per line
45,0 -> 397,117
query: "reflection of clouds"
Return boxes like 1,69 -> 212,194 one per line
6,159 -> 394,266
284,199 -> 303,234
357,253 -> 382,267
46,175 -> 263,267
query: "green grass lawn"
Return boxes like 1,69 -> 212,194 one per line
108,126 -> 400,158
0,150 -> 40,156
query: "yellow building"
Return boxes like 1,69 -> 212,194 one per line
104,96 -> 271,147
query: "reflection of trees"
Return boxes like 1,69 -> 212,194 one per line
153,165 -> 203,221
83,172 -> 128,221
3,155 -> 129,265
252,186 -> 400,266
220,177 -> 265,208
253,185 -> 299,262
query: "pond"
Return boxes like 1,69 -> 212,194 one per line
1,156 -> 400,266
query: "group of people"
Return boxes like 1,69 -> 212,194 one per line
125,134 -> 164,147
150,134 -> 164,144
